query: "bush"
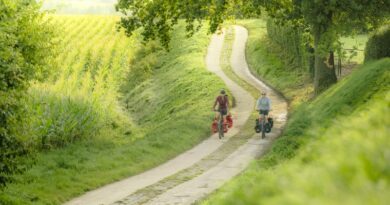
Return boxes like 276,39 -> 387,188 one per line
364,25 -> 390,62
0,0 -> 55,186
20,90 -> 102,149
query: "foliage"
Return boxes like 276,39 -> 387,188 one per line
0,0 -> 56,186
116,0 -> 389,94
203,58 -> 390,205
365,25 -> 390,62
281,0 -> 389,93
266,19 -> 312,74
116,0 -> 255,49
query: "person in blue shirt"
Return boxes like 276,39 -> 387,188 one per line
256,91 -> 271,122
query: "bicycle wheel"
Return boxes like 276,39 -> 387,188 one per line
261,115 -> 266,139
218,118 -> 224,139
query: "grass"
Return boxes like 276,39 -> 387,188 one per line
340,34 -> 368,64
203,58 -> 390,205
0,16 -> 225,205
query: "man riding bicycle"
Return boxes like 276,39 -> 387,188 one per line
213,89 -> 229,125
256,91 -> 271,122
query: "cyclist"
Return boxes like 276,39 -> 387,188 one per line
213,89 -> 229,125
256,91 -> 271,123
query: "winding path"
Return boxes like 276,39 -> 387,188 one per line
64,26 -> 288,205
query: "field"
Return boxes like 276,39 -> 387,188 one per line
0,15 -> 224,205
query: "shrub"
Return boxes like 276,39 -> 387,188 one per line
364,25 -> 390,62
0,0 -> 55,186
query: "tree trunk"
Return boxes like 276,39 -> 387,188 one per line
307,44 -> 315,80
313,30 -> 337,95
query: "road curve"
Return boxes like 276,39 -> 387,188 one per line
64,26 -> 287,205
144,26 -> 288,205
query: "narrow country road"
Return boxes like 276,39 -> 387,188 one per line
64,26 -> 288,205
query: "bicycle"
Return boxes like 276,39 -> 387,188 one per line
218,113 -> 224,139
255,111 -> 272,139
214,110 -> 226,139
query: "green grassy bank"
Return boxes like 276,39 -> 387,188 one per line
0,16 -> 224,205
203,47 -> 389,205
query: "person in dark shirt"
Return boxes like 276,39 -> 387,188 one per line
213,89 -> 229,124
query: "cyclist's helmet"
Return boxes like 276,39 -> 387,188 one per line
220,89 -> 226,95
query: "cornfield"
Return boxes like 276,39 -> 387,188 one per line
18,16 -> 137,148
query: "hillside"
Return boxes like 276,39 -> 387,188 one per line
0,16 -> 224,205
203,57 -> 390,204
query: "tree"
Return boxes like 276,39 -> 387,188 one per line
0,0 -> 56,186
290,0 -> 390,93
116,0 -> 390,94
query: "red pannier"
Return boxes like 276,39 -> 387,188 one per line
226,113 -> 233,128
211,119 -> 218,133
211,113 -> 233,133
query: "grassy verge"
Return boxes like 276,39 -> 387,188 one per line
0,17 -> 225,205
203,58 -> 390,204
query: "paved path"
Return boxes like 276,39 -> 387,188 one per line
64,26 -> 288,205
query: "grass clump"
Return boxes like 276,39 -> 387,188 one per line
203,58 -> 390,205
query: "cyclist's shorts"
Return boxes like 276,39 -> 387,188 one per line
259,110 -> 269,115
219,108 -> 228,116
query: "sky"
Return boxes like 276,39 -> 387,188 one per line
41,0 -> 118,14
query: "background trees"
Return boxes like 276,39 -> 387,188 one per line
116,0 -> 390,94
0,0 -> 55,186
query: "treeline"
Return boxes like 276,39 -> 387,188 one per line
266,19 -> 314,78
266,18 -> 390,80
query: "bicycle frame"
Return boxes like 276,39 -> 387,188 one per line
217,111 -> 225,139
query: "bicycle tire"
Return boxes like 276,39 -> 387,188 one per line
261,114 -> 266,139
218,117 -> 224,139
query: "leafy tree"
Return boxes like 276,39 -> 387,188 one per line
0,0 -> 56,186
116,0 -> 389,94
288,0 -> 390,93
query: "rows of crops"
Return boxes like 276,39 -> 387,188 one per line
20,16 -> 137,148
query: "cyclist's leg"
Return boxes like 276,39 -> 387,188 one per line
259,110 -> 264,121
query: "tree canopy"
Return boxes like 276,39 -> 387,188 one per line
116,0 -> 389,93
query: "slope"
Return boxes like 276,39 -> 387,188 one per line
203,58 -> 390,204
